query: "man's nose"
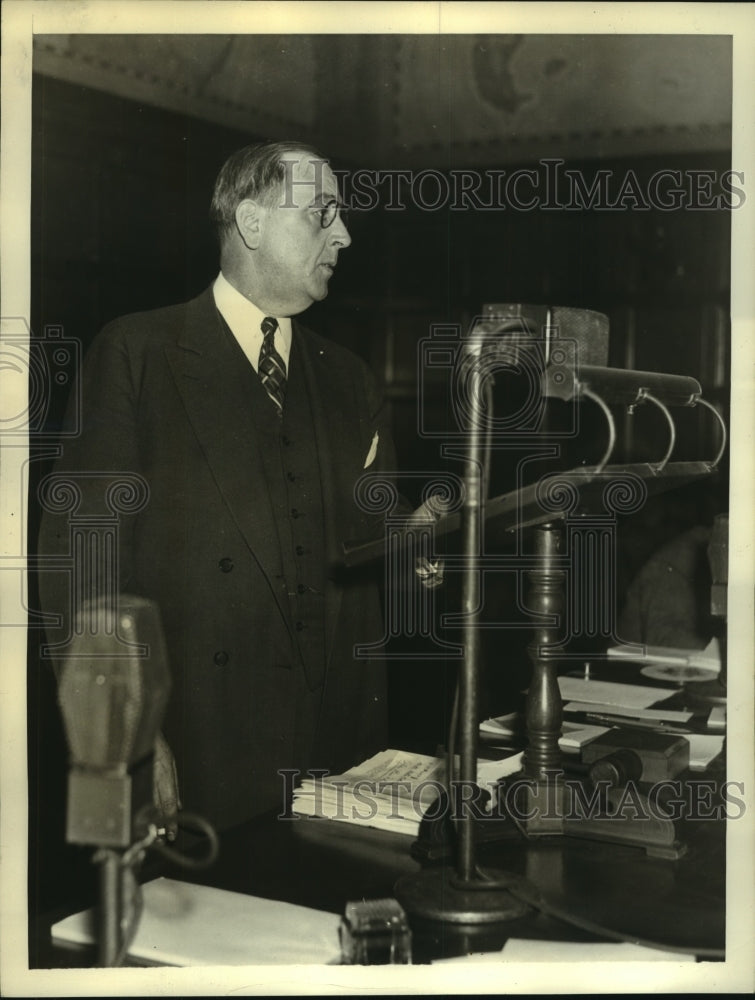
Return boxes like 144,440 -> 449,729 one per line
329,212 -> 352,248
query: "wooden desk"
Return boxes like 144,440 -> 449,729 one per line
38,757 -> 726,966
201,791 -> 724,961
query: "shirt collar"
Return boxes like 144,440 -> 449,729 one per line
212,271 -> 292,372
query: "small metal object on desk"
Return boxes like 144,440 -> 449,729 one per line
339,899 -> 412,965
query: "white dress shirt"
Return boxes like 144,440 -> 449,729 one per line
212,271 -> 292,373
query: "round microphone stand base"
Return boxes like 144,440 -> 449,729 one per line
394,868 -> 533,925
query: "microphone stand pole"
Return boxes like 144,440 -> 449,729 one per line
456,327 -> 486,882
395,324 -> 531,923
96,848 -> 121,967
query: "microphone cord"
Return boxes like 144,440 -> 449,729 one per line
93,827 -> 157,968
149,811 -> 220,870
95,812 -> 220,967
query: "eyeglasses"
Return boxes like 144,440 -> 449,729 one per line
319,199 -> 350,230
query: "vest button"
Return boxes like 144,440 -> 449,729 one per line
213,650 -> 229,666
297,583 -> 307,594
218,557 -> 234,573
282,436 -> 292,446
287,471 -> 296,482
295,545 -> 306,556
290,508 -> 299,518
295,621 -> 306,631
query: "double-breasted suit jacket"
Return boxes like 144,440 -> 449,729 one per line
38,286 -> 393,831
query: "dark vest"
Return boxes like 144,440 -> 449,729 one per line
221,319 -> 328,694
255,340 -> 328,692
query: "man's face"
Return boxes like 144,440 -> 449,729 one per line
252,151 -> 351,316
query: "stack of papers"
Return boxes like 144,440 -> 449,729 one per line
481,678 -> 725,771
292,749 -> 524,836
293,749 -> 444,836
558,677 -> 725,768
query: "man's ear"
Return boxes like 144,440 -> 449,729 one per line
235,199 -> 263,250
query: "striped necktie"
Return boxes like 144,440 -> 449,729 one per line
258,316 -> 287,415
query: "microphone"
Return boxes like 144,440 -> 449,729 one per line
481,302 -> 610,367
57,596 -> 171,848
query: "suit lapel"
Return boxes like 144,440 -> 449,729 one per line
164,289 -> 294,633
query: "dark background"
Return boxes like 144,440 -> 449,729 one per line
27,72 -> 730,947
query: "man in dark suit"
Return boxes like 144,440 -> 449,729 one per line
38,141 -> 440,835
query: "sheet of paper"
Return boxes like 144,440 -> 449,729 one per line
295,749 -> 445,811
341,748 -> 442,785
307,748 -> 443,796
479,713 -> 519,738
563,701 -> 693,722
477,753 -> 523,786
51,877 -> 342,966
432,939 -> 695,963
559,722 -> 610,751
607,637 -> 721,673
500,939 -> 696,963
558,677 -> 676,709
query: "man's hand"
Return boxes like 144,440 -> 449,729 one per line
153,731 -> 181,841
408,494 -> 447,590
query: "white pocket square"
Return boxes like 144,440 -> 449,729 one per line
363,431 -> 379,468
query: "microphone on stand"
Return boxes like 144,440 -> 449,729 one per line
58,596 -> 171,849
57,595 -> 171,966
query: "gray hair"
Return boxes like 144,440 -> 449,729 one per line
210,140 -> 325,242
